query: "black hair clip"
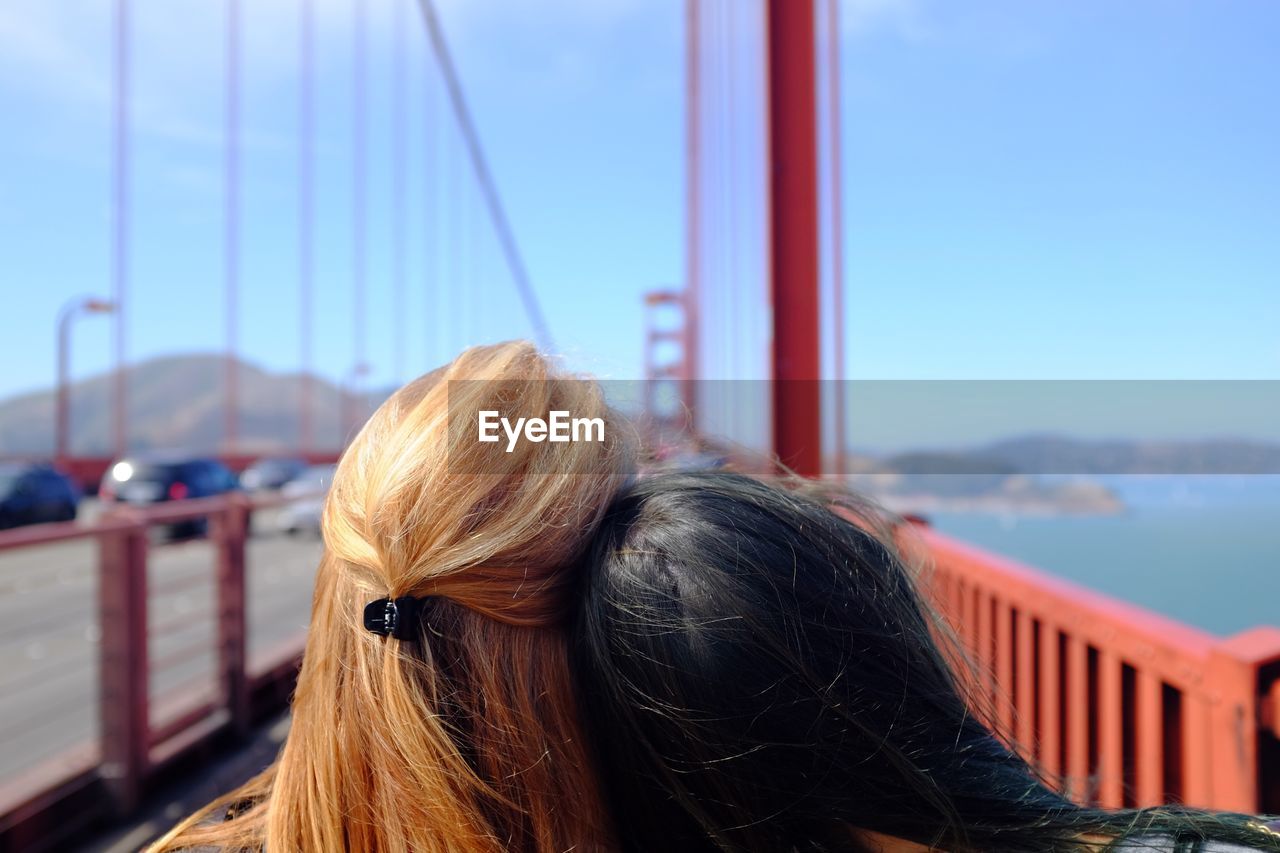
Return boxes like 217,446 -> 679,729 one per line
363,596 -> 423,640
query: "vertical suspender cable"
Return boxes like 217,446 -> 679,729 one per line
447,126 -> 459,351
460,153 -> 470,345
413,0 -> 554,352
718,1 -> 733,381
424,48 -> 441,365
706,0 -> 721,381
721,1 -> 735,381
459,155 -> 469,344
225,0 -> 240,452
392,0 -> 407,382
684,0 -> 701,413
351,0 -> 368,434
299,0 -> 314,452
755,1 -> 767,389
715,0 -> 727,378
112,0 -> 129,457
468,178 -> 478,343
826,0 -> 847,477
702,1 -> 715,383
726,0 -> 740,381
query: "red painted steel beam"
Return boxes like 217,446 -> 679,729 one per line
1038,617 -> 1063,781
1206,627 -> 1280,812
766,0 -> 821,476
98,523 -> 149,813
1097,649 -> 1124,807
1135,669 -> 1165,807
919,526 -> 1280,812
215,496 -> 251,735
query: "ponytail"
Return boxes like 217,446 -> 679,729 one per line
152,341 -> 634,853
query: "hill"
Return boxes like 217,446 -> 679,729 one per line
0,354 -> 387,456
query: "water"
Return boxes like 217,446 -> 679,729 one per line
928,482 -> 1280,637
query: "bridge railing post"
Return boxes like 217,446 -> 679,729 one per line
1205,626 -> 1280,813
97,517 -> 150,815
214,494 -> 251,737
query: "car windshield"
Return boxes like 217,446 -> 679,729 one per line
0,469 -> 20,496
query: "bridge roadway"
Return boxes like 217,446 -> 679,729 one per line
0,502 -> 322,787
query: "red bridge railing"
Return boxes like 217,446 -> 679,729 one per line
910,523 -> 1280,814
0,493 -> 309,852
17,453 -> 342,494
1,503 -> 1277,850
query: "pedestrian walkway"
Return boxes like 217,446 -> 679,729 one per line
74,713 -> 290,853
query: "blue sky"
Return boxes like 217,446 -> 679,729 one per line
0,0 -> 1277,406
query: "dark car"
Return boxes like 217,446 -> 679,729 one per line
0,463 -> 80,530
239,457 -> 308,492
100,454 -> 239,537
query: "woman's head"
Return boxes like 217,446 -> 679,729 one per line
322,341 -> 630,628
571,471 -> 1277,853
155,341 -> 634,852
572,470 -> 1026,852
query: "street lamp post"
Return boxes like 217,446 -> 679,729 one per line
57,297 -> 117,467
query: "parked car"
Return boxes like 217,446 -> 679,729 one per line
277,464 -> 337,536
0,463 -> 80,529
240,457 -> 308,492
100,453 -> 239,537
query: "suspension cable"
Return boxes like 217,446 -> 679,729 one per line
413,0 -> 554,351
393,0 -> 407,382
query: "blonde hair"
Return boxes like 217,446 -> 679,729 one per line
151,341 -> 634,852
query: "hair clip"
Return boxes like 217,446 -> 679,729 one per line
363,596 -> 423,640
